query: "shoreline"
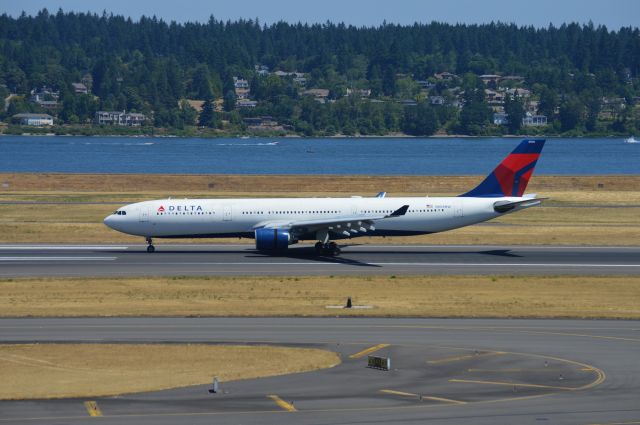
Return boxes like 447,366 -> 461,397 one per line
0,133 -> 632,139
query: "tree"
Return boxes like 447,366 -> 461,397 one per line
582,88 -> 602,132
537,86 -> 557,120
223,90 -> 236,112
190,64 -> 214,99
504,95 -> 525,133
402,102 -> 438,136
458,76 -> 491,135
559,96 -> 584,132
179,100 -> 198,126
198,99 -> 216,127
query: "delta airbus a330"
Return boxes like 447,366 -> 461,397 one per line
104,139 -> 546,256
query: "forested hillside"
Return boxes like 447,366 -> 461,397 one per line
1,9 -> 639,136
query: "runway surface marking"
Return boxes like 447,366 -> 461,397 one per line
126,261 -> 640,268
267,395 -> 297,412
420,395 -> 467,405
427,351 -> 505,364
449,379 -> 576,391
0,257 -> 116,261
83,401 -> 103,417
468,368 -> 565,373
379,390 -> 466,404
379,389 -> 418,397
0,246 -> 128,250
348,343 -> 390,359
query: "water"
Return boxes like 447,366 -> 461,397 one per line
0,136 -> 638,175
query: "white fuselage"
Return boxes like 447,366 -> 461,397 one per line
103,195 -> 530,240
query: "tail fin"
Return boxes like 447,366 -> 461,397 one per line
460,139 -> 545,198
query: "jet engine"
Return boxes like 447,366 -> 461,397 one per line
255,228 -> 294,251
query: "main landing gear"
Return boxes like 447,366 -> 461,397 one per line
146,237 -> 155,253
315,241 -> 341,256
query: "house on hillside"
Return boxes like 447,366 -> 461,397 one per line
493,113 -> 509,125
243,116 -> 279,129
254,64 -> 270,76
95,111 -> 147,126
346,88 -> 371,98
29,86 -> 61,110
30,86 -> 59,103
434,72 -> 457,81
429,96 -> 445,105
72,83 -> 88,94
506,88 -> 531,99
416,80 -> 435,90
233,77 -> 251,100
479,74 -> 501,85
236,99 -> 258,108
398,99 -> 418,107
302,89 -> 330,103
485,89 -> 506,104
522,113 -> 547,126
12,113 -> 54,126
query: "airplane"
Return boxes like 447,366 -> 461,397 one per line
104,139 -> 546,256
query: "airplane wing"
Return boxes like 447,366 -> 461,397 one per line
493,198 -> 548,213
253,205 -> 409,237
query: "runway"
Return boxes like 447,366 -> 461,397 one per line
1,317 -> 638,424
0,243 -> 640,276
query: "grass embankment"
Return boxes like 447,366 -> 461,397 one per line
0,174 -> 639,245
0,344 -> 340,399
1,275 -> 639,319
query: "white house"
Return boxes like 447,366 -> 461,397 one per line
12,113 -> 54,126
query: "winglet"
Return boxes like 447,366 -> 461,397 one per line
376,192 -> 387,198
388,205 -> 409,217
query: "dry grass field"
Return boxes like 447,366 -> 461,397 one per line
0,343 -> 340,399
2,275 -> 639,319
0,173 -> 639,245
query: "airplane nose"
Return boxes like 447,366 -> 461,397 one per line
103,215 -> 114,229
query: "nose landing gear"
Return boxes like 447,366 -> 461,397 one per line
146,237 -> 155,253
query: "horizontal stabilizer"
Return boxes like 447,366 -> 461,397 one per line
493,198 -> 547,213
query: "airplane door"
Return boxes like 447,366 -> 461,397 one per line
454,201 -> 463,217
223,205 -> 233,221
139,207 -> 149,222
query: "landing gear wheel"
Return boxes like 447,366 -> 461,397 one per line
314,241 -> 341,256
145,237 -> 155,253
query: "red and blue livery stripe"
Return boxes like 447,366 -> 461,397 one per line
460,139 -> 545,198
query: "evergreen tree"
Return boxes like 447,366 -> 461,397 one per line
198,99 -> 216,127
504,95 -> 525,133
559,96 -> 584,132
223,90 -> 236,112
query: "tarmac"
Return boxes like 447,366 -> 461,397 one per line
0,317 -> 638,425
0,243 -> 639,276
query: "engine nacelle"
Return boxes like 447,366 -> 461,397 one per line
255,228 -> 292,251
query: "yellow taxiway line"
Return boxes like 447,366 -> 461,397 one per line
267,395 -> 297,412
427,351 -> 505,364
349,343 -> 390,359
380,389 -> 466,404
449,378 -> 575,391
83,401 -> 103,417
